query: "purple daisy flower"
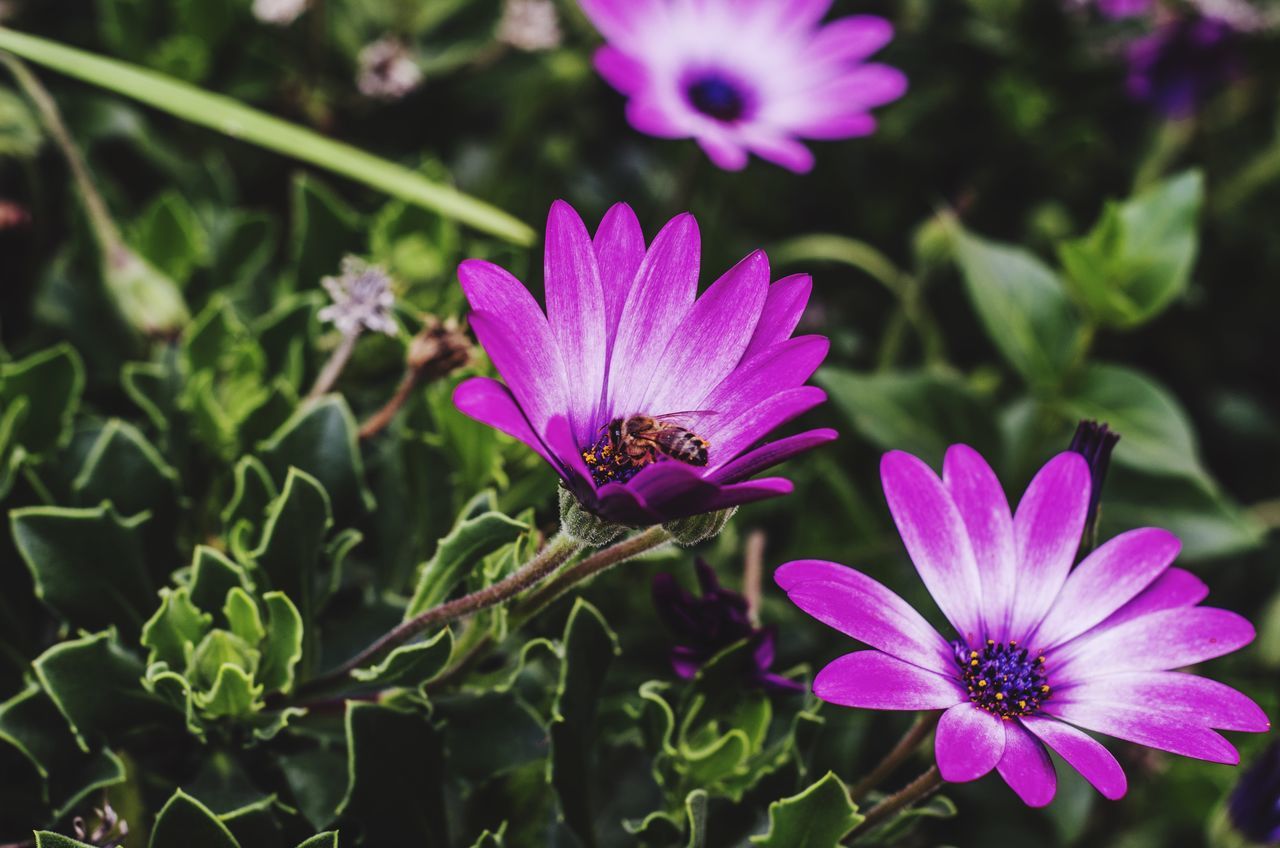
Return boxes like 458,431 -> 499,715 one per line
576,0 -> 907,173
1227,741 -> 1280,844
776,446 -> 1268,806
653,559 -> 803,692
453,200 -> 835,528
1126,14 -> 1242,118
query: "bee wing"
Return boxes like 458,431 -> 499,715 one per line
652,410 -> 718,421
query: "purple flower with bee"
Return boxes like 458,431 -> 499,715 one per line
453,200 -> 835,528
777,445 -> 1268,806
575,0 -> 907,173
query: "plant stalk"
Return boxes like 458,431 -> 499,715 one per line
847,765 -> 943,841
848,712 -> 938,803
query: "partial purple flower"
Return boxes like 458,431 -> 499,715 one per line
453,200 -> 835,528
1228,742 -> 1280,844
1098,0 -> 1152,19
777,445 -> 1268,807
1068,419 -> 1119,550
319,257 -> 398,337
653,559 -> 802,693
576,0 -> 907,173
1126,14 -> 1243,118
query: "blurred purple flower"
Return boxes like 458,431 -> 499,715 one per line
320,257 -> 398,337
1228,742 -> 1280,844
778,445 -> 1268,807
357,37 -> 423,101
1126,14 -> 1243,118
454,200 -> 835,527
1068,419 -> 1119,549
1098,0 -> 1152,18
575,0 -> 906,173
653,559 -> 802,692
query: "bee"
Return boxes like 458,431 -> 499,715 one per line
606,412 -> 712,468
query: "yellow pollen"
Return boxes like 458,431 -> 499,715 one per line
995,693 -> 1004,700
978,680 -> 987,687
970,651 -> 979,659
970,659 -> 979,666
1040,685 -> 1050,693
1019,700 -> 1027,709
987,639 -> 995,646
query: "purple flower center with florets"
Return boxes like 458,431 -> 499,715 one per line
953,639 -> 1051,719
684,72 -> 751,123
582,429 -> 647,486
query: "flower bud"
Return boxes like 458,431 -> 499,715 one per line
558,485 -> 626,546
408,316 -> 472,380
1068,419 -> 1119,553
663,507 -> 737,547
103,245 -> 190,338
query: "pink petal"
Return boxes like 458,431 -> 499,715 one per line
466,308 -> 566,435
1054,672 -> 1269,733
710,428 -> 837,484
703,385 -> 827,464
593,203 -> 646,344
774,560 -> 956,672
1051,607 -> 1255,682
808,64 -> 909,111
626,97 -> 688,139
1045,701 -> 1240,764
1020,716 -> 1127,800
881,451 -> 985,642
943,445 -> 1016,642
1008,452 -> 1090,639
746,136 -> 815,174
997,721 -> 1057,807
453,377 -> 556,469
642,250 -> 770,415
695,131 -> 750,171
1032,528 -> 1181,649
743,274 -> 812,359
810,16 -> 895,65
700,335 -> 829,428
794,112 -> 878,141
935,704 -> 1006,782
814,651 -> 965,710
1090,567 -> 1207,634
594,46 -> 647,96
606,213 -> 700,416
544,200 -> 607,443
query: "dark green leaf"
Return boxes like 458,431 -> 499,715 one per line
70,418 -> 179,518
350,627 -> 453,688
749,772 -> 863,847
34,834 -> 96,848
127,189 -> 211,286
0,344 -> 85,456
189,546 -> 251,613
150,789 -> 242,848
406,501 -> 531,617
289,174 -> 366,292
258,592 -> 305,694
258,397 -> 375,519
296,835 -> 339,848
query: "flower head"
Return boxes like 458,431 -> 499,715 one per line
497,0 -> 563,52
319,257 -> 399,337
357,37 -> 424,101
653,559 -> 802,692
453,200 -> 835,528
1126,14 -> 1242,118
576,0 -> 907,173
1228,742 -> 1280,844
777,446 -> 1267,806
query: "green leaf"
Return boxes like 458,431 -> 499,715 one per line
625,790 -> 708,847
338,701 -> 448,846
949,224 -> 1082,390
0,85 -> 43,158
290,174 -> 364,291
432,691 -> 548,781
189,546 -> 251,613
258,396 -> 374,518
258,592 -> 305,694
221,455 -> 278,533
350,627 -> 453,689
150,789 -> 242,848
141,587 -> 213,668
189,630 -> 259,689
0,343 -> 84,455
750,772 -> 863,847
296,835 -> 339,848
195,663 -> 263,719
34,834 -> 97,848
70,418 -> 179,517
549,599 -> 621,848
818,367 -> 996,466
0,28 -> 535,244
406,503 -> 531,617
33,630 -> 171,750
224,587 -> 266,646
11,503 -> 154,630
127,188 -> 211,286
1058,171 -> 1203,328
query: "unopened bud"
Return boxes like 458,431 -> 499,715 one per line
1068,420 -> 1119,554
559,486 -> 626,547
103,245 -> 190,338
408,315 -> 473,380
663,507 -> 737,547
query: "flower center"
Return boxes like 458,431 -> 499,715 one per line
952,639 -> 1050,719
685,74 -> 748,122
582,429 -> 645,486
580,415 -> 710,487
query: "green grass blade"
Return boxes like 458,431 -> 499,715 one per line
0,27 -> 535,245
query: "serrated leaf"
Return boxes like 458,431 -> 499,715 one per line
750,772 -> 863,847
406,506 -> 531,617
220,456 -> 278,537
189,546 -> 251,613
625,789 -> 708,847
11,503 -> 154,630
0,343 -> 85,455
338,701 -> 448,846
549,600 -> 620,848
189,630 -> 259,691
259,592 -> 304,694
258,396 -> 374,519
122,360 -> 178,434
949,224 -> 1082,391
34,834 -> 97,848
150,789 -> 242,848
70,418 -> 180,518
195,663 -> 263,719
142,587 -> 213,668
350,628 -> 453,689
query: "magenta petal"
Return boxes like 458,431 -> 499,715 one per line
936,704 -> 1006,782
1045,701 -> 1240,764
701,336 -> 830,429
710,428 -> 837,484
577,0 -> 650,41
746,136 -> 815,174
626,97 -> 688,139
593,203 -> 646,343
811,16 -> 895,65
696,134 -> 750,171
1033,528 -> 1181,649
1008,452 -> 1091,639
775,560 -> 955,672
543,415 -> 594,494
642,250 -> 770,414
1091,567 -> 1208,634
1054,672 -> 1270,733
1052,607 -> 1255,681
594,45 -> 647,95
811,64 -> 909,110
814,651 -> 965,710
704,386 -> 827,464
743,274 -> 813,360
943,444 -> 1016,642
701,477 -> 794,514
881,451 -> 985,642
544,200 -> 608,444
607,213 -> 700,415
1020,716 -> 1127,801
466,310 -> 566,435
794,112 -> 878,141
453,377 -> 556,469
997,721 -> 1057,807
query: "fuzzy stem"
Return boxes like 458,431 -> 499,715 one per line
306,329 -> 360,401
358,363 -> 422,439
847,765 -> 943,841
848,713 -> 939,803
293,533 -> 581,699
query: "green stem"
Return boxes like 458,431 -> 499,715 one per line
846,766 -> 943,841
848,713 -> 938,803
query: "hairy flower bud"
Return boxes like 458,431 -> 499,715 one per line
558,486 -> 627,546
663,507 -> 737,547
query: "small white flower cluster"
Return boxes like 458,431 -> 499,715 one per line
319,257 -> 399,337
496,0 -> 563,52
357,37 -> 424,101
252,0 -> 309,26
